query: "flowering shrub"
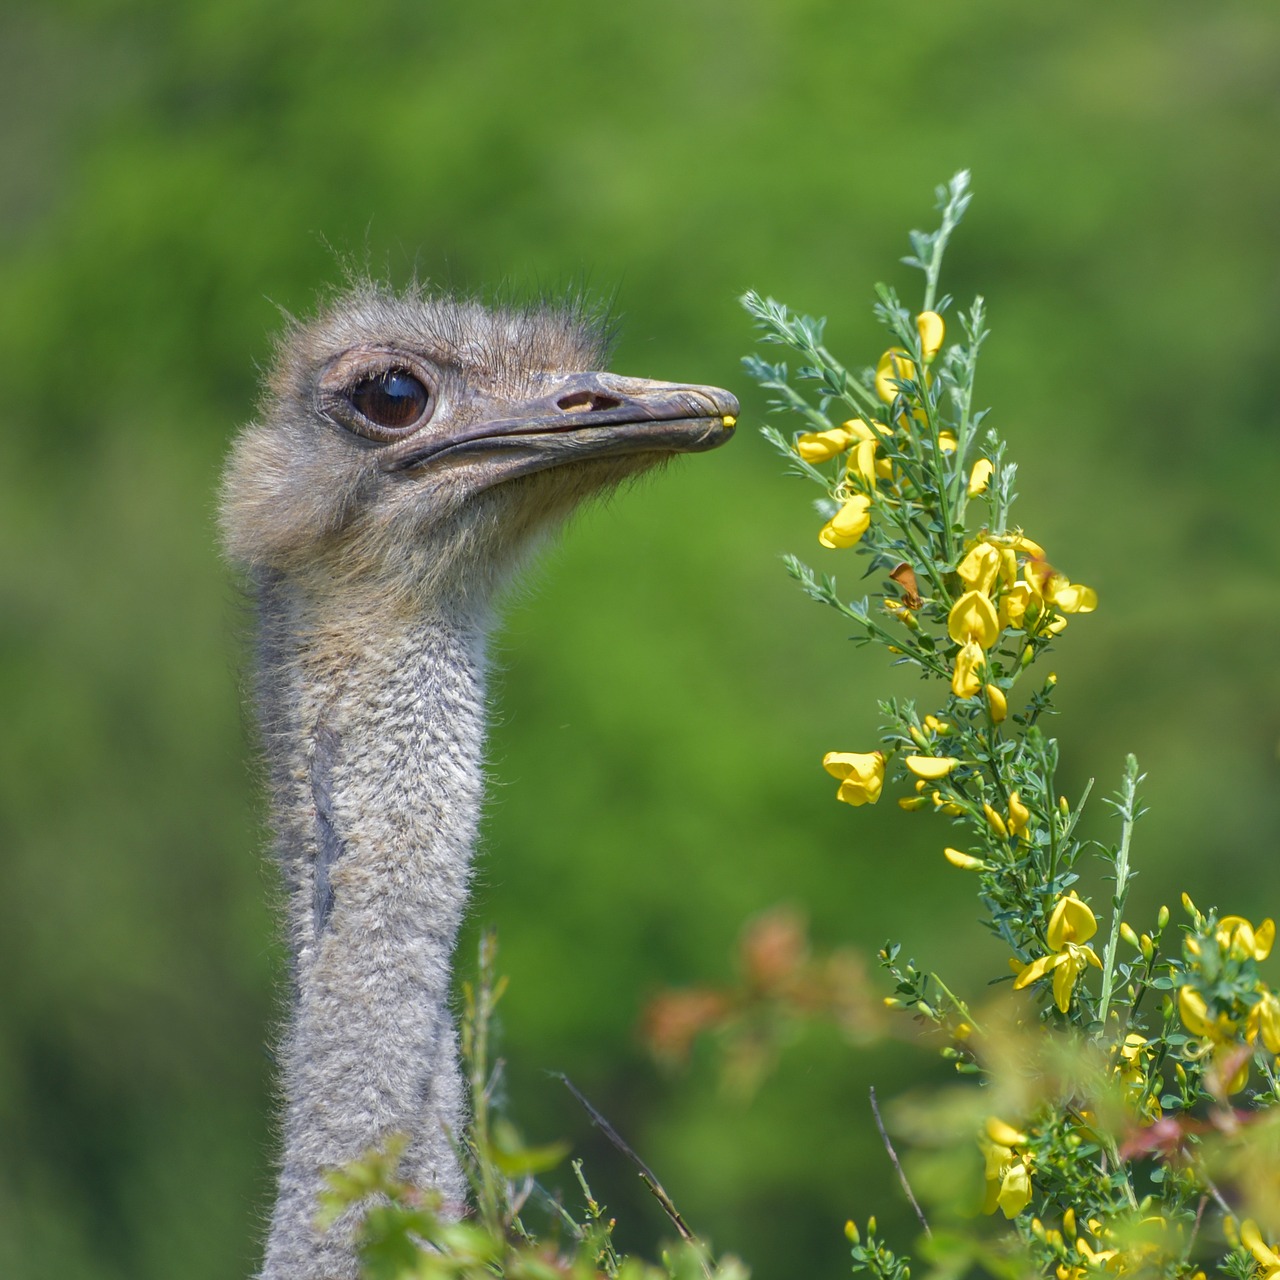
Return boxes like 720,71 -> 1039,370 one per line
733,172 -> 1280,1279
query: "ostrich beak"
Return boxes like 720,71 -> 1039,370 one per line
383,372 -> 739,474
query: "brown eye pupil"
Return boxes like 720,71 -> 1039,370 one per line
349,370 -> 428,429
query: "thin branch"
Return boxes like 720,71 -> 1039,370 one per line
557,1074 -> 710,1274
869,1086 -> 931,1238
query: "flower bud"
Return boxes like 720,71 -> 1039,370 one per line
1157,905 -> 1170,929
1140,934 -> 1154,962
916,311 -> 945,360
906,755 -> 960,780
985,683 -> 1007,723
983,802 -> 1009,838
1119,922 -> 1140,949
944,847 -> 985,871
845,1220 -> 860,1244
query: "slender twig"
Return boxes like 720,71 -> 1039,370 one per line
557,1074 -> 710,1275
869,1086 -> 931,1238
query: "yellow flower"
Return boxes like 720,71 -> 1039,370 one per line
875,348 -> 919,402
1178,986 -> 1238,1043
1025,559 -> 1097,615
1013,893 -> 1102,1012
916,310 -> 945,360
983,802 -> 1009,838
1217,915 -> 1275,961
944,847 -> 985,871
952,639 -> 984,699
1177,987 -> 1252,1090
980,1118 -> 1032,1218
948,590 -> 1001,649
1115,1034 -> 1161,1121
905,754 -> 960,780
968,458 -> 994,496
1241,1221 -> 1280,1280
819,494 -> 872,548
998,580 -> 1037,631
1249,987 -> 1280,1054
795,427 -> 855,463
822,750 -> 885,806
937,430 -> 958,453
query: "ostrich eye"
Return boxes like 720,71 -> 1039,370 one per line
347,369 -> 430,430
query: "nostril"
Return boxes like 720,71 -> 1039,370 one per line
557,391 -> 623,413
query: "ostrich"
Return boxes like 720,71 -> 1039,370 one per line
219,283 -> 737,1280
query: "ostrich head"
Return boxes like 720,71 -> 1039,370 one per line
220,284 -> 737,602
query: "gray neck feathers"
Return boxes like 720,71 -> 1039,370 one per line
254,568 -> 489,1280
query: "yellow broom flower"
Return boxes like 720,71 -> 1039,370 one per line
822,750 -> 885,806
819,494 -> 872,548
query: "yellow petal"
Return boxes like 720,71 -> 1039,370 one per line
1013,952 -> 1062,990
997,1161 -> 1033,1218
842,417 -> 891,441
905,755 -> 960,780
875,348 -> 918,403
818,495 -> 872,549
957,543 -> 1001,595
948,590 -> 1001,649
1242,1221 -> 1280,1270
1259,918 -> 1277,960
937,430 -> 958,453
796,427 -> 855,463
1047,892 -> 1097,949
952,639 -> 984,699
1052,955 -> 1081,1012
916,311 -> 945,360
944,847 -> 985,871
968,458 -> 994,496
846,437 -> 878,483
985,1117 -> 1028,1147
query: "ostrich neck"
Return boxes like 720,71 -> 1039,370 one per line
255,570 -> 490,1280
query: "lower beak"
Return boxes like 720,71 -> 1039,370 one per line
383,371 -> 738,473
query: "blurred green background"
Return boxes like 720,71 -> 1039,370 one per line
3,1 -> 1280,1275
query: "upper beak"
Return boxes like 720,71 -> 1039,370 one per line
383,371 -> 738,473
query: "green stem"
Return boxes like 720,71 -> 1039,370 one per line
1097,755 -> 1142,1030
